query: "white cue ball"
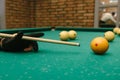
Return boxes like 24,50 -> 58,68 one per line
104,31 -> 115,42
59,31 -> 69,41
113,27 -> 119,34
68,30 -> 77,40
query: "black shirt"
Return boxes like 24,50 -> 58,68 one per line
1,37 -> 34,52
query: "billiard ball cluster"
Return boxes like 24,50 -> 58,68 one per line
90,27 -> 119,55
59,30 -> 77,41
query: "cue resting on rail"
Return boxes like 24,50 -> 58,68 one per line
0,33 -> 80,46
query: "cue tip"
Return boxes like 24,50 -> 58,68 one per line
77,43 -> 80,47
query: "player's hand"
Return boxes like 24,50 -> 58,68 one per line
14,32 -> 23,39
24,46 -> 33,52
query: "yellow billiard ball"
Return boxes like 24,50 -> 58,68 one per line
117,29 -> 120,35
113,27 -> 119,34
104,31 -> 115,42
90,37 -> 109,55
68,30 -> 77,40
59,31 -> 69,41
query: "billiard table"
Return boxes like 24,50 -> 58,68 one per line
0,27 -> 120,80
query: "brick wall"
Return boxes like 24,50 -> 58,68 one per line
36,0 -> 95,27
29,0 -> 36,27
6,0 -> 95,28
6,0 -> 35,28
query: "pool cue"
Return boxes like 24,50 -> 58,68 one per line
0,33 -> 80,46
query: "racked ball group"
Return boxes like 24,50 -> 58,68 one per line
59,30 -> 77,41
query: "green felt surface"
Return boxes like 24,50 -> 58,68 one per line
0,28 -> 120,80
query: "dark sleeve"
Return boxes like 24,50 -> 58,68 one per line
1,32 -> 39,52
1,32 -> 24,52
2,32 -> 23,46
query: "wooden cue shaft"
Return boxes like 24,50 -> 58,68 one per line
0,33 -> 80,46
